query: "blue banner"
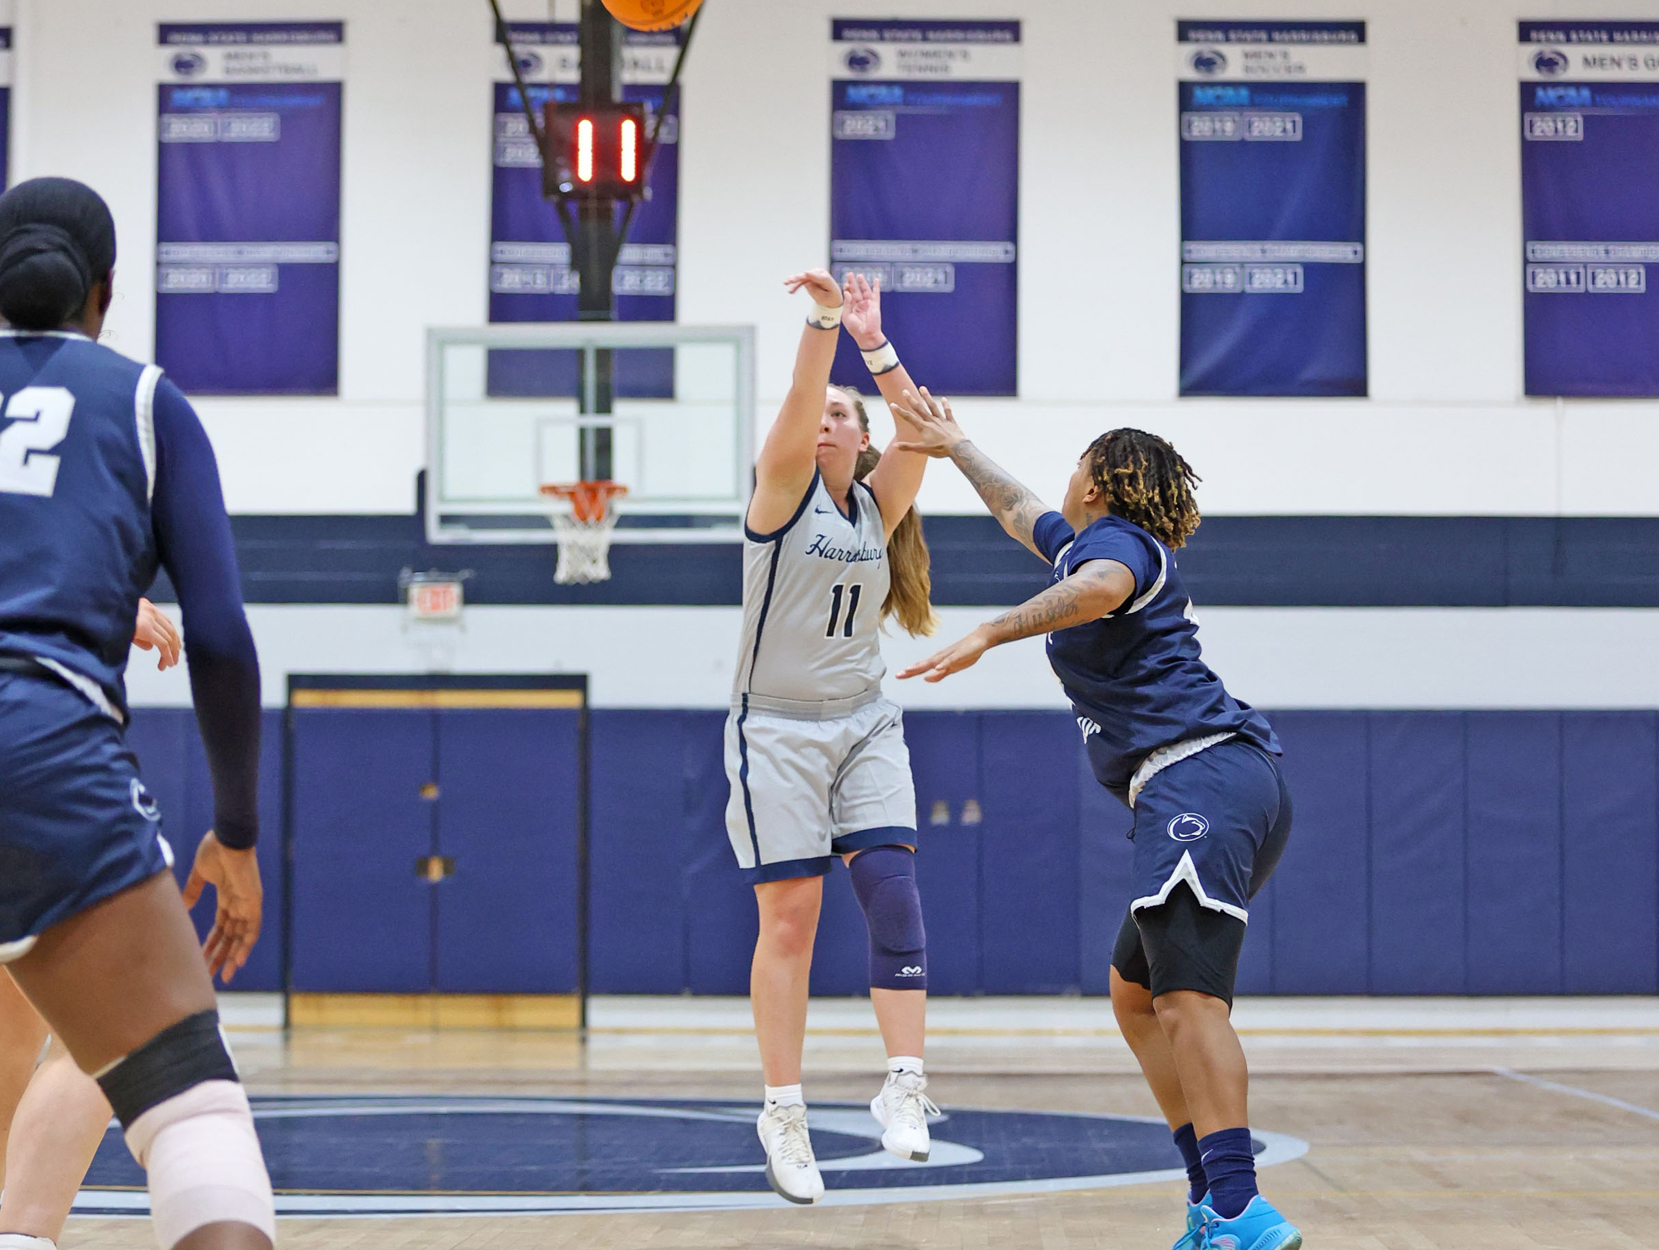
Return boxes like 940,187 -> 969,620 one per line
155,24 -> 343,395
489,24 -> 679,399
1177,21 -> 1367,397
830,20 -> 1020,396
1520,22 -> 1659,396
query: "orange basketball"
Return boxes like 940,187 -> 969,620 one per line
600,0 -> 704,33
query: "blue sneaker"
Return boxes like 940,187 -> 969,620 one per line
1171,1193 -> 1211,1249
1193,1196 -> 1301,1250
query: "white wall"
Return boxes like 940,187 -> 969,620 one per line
13,0 -> 1659,517
122,602 -> 1659,711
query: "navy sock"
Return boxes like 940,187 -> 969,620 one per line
1172,1122 -> 1207,1204
1198,1127 -> 1257,1219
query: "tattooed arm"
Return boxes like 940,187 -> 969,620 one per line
888,388 -> 1050,557
896,560 -> 1135,683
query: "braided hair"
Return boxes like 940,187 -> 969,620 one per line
1083,428 -> 1202,549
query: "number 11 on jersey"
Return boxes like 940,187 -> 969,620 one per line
825,583 -> 862,638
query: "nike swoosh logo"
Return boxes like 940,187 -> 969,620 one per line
814,506 -> 835,514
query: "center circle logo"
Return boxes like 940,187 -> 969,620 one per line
844,46 -> 882,75
1167,812 -> 1210,842
1189,48 -> 1227,76
1532,48 -> 1569,76
170,52 -> 207,77
74,1095 -> 1307,1216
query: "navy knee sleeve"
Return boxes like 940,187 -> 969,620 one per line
849,845 -> 926,990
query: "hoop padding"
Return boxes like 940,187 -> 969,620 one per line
541,481 -> 628,584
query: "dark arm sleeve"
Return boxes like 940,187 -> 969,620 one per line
150,378 -> 262,849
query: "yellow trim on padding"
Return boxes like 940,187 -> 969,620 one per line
287,993 -> 582,1030
290,689 -> 583,710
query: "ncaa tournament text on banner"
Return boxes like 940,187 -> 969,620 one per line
1178,22 -> 1366,397
489,24 -> 681,399
1520,21 -> 1659,397
830,21 -> 1020,396
156,23 -> 343,395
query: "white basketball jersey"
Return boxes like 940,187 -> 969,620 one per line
734,473 -> 890,704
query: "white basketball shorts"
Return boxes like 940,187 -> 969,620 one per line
724,694 -> 917,883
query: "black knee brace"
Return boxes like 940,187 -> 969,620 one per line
95,1010 -> 239,1129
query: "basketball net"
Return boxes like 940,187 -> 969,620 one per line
540,481 -> 628,584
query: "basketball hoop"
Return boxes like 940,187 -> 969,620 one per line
540,481 -> 628,584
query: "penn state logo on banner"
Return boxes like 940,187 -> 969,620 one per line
1531,48 -> 1569,77
1189,48 -> 1226,76
843,45 -> 881,75
170,51 -> 206,77
1167,813 -> 1210,843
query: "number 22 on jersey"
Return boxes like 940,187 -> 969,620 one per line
0,387 -> 76,498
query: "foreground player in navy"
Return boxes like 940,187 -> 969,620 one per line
892,391 -> 1300,1250
0,178 -> 274,1250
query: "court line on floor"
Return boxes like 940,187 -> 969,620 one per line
1493,1067 -> 1659,1122
589,1026 -> 1659,1038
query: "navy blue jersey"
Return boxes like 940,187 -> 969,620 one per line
0,330 -> 261,847
1032,511 -> 1278,804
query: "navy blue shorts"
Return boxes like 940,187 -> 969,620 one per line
0,670 -> 172,959
1128,738 -> 1291,924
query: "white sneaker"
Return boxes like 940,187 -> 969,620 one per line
757,1102 -> 825,1204
870,1070 -> 940,1161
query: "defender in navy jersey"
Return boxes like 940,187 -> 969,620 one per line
0,178 -> 275,1250
893,392 -> 1301,1250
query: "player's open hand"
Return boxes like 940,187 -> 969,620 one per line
841,271 -> 884,348
889,388 -> 966,456
783,268 -> 843,307
183,832 -> 263,984
898,624 -> 993,683
133,598 -> 181,671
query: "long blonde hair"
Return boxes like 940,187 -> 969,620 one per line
835,386 -> 938,637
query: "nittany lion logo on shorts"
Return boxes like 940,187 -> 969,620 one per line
130,779 -> 160,822
1189,48 -> 1227,76
1167,812 -> 1209,842
1532,49 -> 1569,77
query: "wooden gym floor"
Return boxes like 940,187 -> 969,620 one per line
64,996 -> 1659,1250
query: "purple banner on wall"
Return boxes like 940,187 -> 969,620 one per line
1520,21 -> 1659,396
489,23 -> 680,398
155,23 -> 343,395
830,20 -> 1020,396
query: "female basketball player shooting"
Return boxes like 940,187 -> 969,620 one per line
0,178 -> 275,1250
890,392 -> 1301,1250
729,269 -> 937,1204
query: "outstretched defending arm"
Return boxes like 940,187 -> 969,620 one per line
747,269 -> 845,535
896,560 -> 1136,684
888,388 -> 1050,557
841,273 -> 926,538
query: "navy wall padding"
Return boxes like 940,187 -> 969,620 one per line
979,714 -> 1081,993
289,708 -> 437,992
1465,712 -> 1563,994
908,712 -> 984,996
1561,713 -> 1659,993
143,509 -> 1659,608
433,709 -> 580,993
129,704 -> 1659,996
1268,712 -> 1369,993
1368,713 -> 1467,993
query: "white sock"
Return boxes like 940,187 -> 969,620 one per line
887,1055 -> 924,1078
0,1235 -> 59,1250
764,1083 -> 804,1108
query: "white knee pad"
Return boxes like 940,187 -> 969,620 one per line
123,1080 -> 275,1249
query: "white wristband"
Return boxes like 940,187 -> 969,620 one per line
805,301 -> 843,330
860,339 -> 900,375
